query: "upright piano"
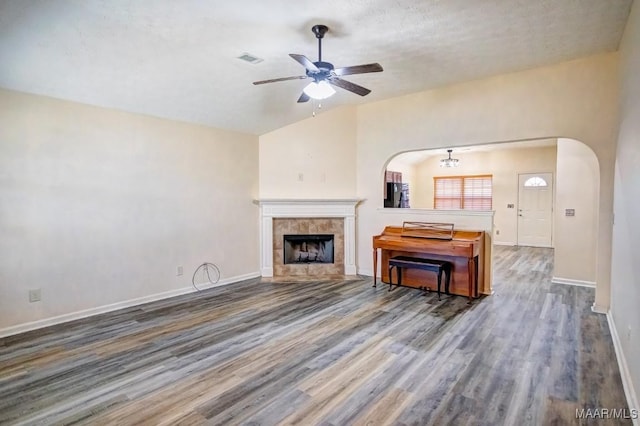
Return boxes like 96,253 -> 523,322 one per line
373,223 -> 485,300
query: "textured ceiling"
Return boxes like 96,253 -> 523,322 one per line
0,0 -> 633,135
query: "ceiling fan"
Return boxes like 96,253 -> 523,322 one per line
253,25 -> 383,103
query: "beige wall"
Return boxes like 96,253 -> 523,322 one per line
554,138 -> 599,284
0,89 -> 260,332
258,54 -> 618,308
612,0 -> 640,411
409,145 -> 557,246
259,106 -> 357,198
356,53 -> 619,311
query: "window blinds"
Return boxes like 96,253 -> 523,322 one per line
434,175 -> 492,210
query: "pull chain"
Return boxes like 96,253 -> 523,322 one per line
311,100 -> 323,117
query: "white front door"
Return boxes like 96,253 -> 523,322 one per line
517,173 -> 553,247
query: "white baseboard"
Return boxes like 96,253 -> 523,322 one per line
607,312 -> 639,424
0,272 -> 261,338
591,303 -> 608,314
493,241 -> 516,246
551,277 -> 596,288
357,268 -> 373,277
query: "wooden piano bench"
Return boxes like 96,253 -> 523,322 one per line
387,256 -> 452,301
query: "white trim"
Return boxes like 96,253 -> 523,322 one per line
257,198 -> 361,217
260,215 -> 274,276
551,277 -> 596,288
344,215 -> 357,275
358,268 -> 373,277
493,241 -> 517,246
256,198 -> 361,205
591,303 -> 609,315
0,272 -> 260,338
607,312 -> 639,424
376,207 -> 494,217
257,199 -> 362,277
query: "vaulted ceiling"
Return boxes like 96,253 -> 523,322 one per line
0,0 -> 633,135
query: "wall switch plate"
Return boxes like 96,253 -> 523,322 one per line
29,289 -> 41,303
627,326 -> 632,342
507,204 -> 514,208
176,266 -> 184,276
298,173 -> 304,182
565,208 -> 575,216
496,229 -> 500,235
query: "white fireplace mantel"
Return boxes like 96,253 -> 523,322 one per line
255,199 -> 362,277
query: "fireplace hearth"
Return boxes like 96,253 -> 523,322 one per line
284,234 -> 334,264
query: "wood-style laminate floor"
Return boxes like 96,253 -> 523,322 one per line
0,246 -> 631,425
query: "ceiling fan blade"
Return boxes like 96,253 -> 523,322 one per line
333,63 -> 383,76
328,77 -> 371,96
253,75 -> 307,85
289,54 -> 320,72
297,92 -> 310,103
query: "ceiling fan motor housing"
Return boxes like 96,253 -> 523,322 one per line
307,61 -> 334,81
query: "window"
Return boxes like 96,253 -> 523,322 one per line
523,176 -> 547,187
434,175 -> 492,210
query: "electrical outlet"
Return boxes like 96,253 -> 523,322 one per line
298,173 -> 304,182
627,326 -> 632,342
176,266 -> 184,276
29,289 -> 41,303
496,229 -> 500,235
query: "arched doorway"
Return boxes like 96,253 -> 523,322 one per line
382,137 -> 600,289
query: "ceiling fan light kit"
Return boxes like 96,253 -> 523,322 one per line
303,81 -> 336,100
253,24 -> 383,104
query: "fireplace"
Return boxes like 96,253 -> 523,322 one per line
284,234 -> 334,264
256,199 -> 361,277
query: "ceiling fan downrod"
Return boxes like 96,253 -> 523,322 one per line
312,25 -> 328,62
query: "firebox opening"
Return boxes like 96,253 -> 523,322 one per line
283,234 -> 334,264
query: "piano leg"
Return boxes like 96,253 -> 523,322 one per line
474,255 -> 479,298
372,248 -> 378,287
467,257 -> 475,304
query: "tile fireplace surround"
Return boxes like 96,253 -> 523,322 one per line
256,199 -> 361,277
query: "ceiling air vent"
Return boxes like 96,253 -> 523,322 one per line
237,53 -> 263,64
